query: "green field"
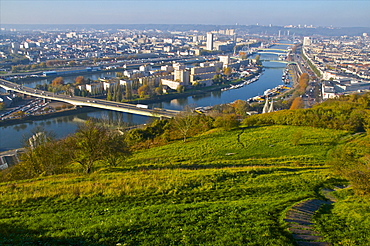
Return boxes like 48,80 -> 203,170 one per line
0,125 -> 367,245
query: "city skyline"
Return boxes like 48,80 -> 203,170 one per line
1,0 -> 370,28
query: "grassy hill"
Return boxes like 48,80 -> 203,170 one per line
3,124 -> 368,245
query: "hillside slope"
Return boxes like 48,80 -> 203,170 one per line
0,125 -> 352,245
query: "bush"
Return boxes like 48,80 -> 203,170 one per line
242,93 -> 370,132
213,114 -> 240,130
327,136 -> 370,195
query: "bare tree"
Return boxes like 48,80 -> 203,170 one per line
171,106 -> 196,142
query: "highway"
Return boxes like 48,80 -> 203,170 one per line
290,45 -> 322,108
0,78 -> 179,118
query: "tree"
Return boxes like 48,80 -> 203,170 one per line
290,97 -> 304,110
212,74 -> 224,84
103,131 -> 131,167
113,84 -> 123,102
138,84 -> 150,98
223,67 -> 232,77
364,111 -> 370,133
107,88 -> 112,101
255,54 -> 262,65
18,139 -> 70,179
213,114 -> 240,130
9,128 -> 69,180
11,66 -> 20,73
0,102 -> 5,111
65,121 -> 106,173
177,85 -> 185,93
232,99 -> 250,117
75,76 -> 86,85
171,108 -> 196,142
65,121 -> 129,173
52,77 -> 64,87
125,83 -> 133,100
155,83 -> 163,95
298,73 -> 309,94
328,145 -> 370,195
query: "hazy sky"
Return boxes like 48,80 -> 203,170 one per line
1,0 -> 370,27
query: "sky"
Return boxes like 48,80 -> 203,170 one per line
1,0 -> 370,27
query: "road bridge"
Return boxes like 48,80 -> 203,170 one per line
0,79 -> 179,118
257,48 -> 289,52
260,59 -> 297,65
272,43 -> 294,46
257,51 -> 289,56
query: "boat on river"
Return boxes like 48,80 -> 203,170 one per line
221,75 -> 261,92
247,84 -> 289,103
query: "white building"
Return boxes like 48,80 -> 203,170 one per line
102,80 -> 119,91
173,63 -> 185,71
161,65 -> 174,73
322,81 -> 337,99
85,83 -> 103,94
174,69 -> 190,85
161,79 -> 183,90
303,37 -> 311,46
206,33 -> 214,50
139,64 -> 152,73
219,55 -> 230,68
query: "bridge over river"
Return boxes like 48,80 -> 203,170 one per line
0,79 -> 179,118
260,59 -> 296,65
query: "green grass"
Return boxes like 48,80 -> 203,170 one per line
314,188 -> 370,246
126,125 -> 347,169
313,133 -> 370,246
0,125 -> 354,245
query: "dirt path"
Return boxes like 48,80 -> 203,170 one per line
285,199 -> 332,245
284,188 -> 340,246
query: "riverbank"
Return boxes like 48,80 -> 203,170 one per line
133,68 -> 263,105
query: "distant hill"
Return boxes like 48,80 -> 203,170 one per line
2,24 -> 370,36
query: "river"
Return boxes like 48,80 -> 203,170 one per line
0,44 -> 290,151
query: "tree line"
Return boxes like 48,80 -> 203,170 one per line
243,93 -> 370,132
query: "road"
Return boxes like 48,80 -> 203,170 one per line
291,45 -> 322,108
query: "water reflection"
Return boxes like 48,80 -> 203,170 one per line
0,109 -> 152,151
211,90 -> 222,98
13,124 -> 27,131
192,92 -> 214,101
170,97 -> 189,107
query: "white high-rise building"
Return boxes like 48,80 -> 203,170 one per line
206,33 -> 214,50
303,37 -> 311,46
